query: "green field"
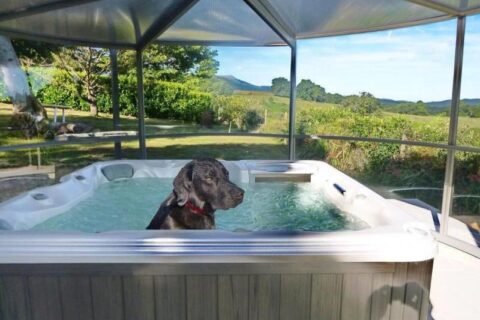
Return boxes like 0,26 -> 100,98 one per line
2,91 -> 480,171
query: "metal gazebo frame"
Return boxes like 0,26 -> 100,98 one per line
0,0 -> 479,256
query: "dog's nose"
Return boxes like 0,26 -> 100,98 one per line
233,187 -> 244,200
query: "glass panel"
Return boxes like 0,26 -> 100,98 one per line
295,19 -> 456,144
158,0 -> 283,46
146,136 -> 288,160
264,0 -> 448,38
457,15 -> 480,149
297,139 -> 447,209
0,45 -> 140,151
139,45 -> 290,159
448,151 -> 480,247
0,143 -> 121,203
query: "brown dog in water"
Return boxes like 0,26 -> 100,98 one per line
146,158 -> 244,230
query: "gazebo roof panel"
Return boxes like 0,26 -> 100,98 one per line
0,0 -> 475,48
156,0 -> 284,46
428,0 -> 480,13
0,0 -> 193,48
263,0 -> 451,39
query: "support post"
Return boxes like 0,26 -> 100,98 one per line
110,49 -> 121,159
440,16 -> 466,235
136,50 -> 147,159
288,44 -> 297,160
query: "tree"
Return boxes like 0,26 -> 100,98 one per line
296,79 -> 326,102
53,47 -> 109,116
0,36 -> 48,136
392,101 -> 429,115
325,92 -> 344,104
118,45 -> 219,82
342,92 -> 379,115
271,77 -> 290,97
11,39 -> 60,91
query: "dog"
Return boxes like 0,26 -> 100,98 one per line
146,158 -> 244,229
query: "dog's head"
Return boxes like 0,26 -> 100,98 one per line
173,158 -> 244,210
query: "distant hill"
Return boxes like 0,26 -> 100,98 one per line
380,98 -> 480,108
426,98 -> 480,108
216,75 -> 271,92
379,98 -> 410,106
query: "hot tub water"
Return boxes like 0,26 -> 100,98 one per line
33,178 -> 368,232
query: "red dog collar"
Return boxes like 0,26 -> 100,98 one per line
185,201 -> 207,216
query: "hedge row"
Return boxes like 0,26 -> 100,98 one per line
37,72 -> 212,122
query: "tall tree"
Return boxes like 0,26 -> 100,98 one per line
118,45 -> 219,82
271,77 -> 290,97
0,36 -> 49,136
296,79 -> 326,102
342,92 -> 379,115
53,47 -> 109,116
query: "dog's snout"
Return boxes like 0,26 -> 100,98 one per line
232,187 -> 244,199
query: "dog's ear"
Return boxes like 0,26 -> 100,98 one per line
173,162 -> 193,206
146,192 -> 176,229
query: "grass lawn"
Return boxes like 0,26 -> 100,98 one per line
0,103 -> 288,172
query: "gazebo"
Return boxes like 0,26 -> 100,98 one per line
0,1 -> 479,319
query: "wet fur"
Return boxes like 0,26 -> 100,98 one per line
146,158 -> 244,230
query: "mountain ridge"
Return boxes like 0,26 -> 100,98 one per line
216,75 -> 270,92
220,75 -> 480,107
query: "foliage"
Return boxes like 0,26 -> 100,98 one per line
324,93 -> 344,104
271,77 -> 290,97
445,102 -> 480,118
37,72 -> 212,122
212,95 -> 263,130
11,39 -> 59,66
296,79 -> 326,102
52,47 -> 109,116
36,70 -> 87,110
107,75 -> 212,122
0,81 -> 10,103
382,101 -> 429,115
118,45 -> 219,82
243,110 -> 264,131
297,107 -> 436,173
341,92 -> 380,115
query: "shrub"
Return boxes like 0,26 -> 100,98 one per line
36,70 -> 87,110
212,95 -> 263,131
243,110 -> 264,131
297,107 -> 418,173
144,78 -> 212,122
37,72 -> 213,122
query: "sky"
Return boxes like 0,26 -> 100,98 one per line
214,16 -> 480,102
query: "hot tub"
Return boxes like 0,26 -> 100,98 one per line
0,160 -> 435,320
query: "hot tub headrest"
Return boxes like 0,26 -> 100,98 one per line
101,164 -> 134,181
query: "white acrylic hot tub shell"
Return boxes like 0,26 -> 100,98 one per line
0,160 -> 438,263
